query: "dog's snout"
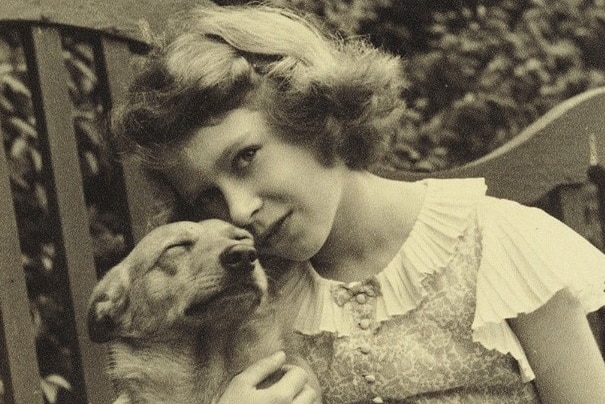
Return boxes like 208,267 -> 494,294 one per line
220,244 -> 257,272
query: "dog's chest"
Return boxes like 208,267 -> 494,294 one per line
110,343 -> 231,403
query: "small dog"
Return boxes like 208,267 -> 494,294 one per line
87,219 -> 319,403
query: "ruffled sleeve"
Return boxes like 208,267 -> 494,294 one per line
472,197 -> 605,382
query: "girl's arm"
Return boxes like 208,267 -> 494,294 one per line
508,288 -> 605,403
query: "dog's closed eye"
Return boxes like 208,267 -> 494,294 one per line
153,243 -> 192,276
164,242 -> 192,256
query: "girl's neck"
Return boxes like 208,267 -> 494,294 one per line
311,173 -> 426,283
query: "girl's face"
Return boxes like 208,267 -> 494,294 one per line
163,107 -> 348,261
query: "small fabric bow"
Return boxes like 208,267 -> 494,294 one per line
331,277 -> 382,306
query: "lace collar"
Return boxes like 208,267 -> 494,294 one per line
278,178 -> 487,337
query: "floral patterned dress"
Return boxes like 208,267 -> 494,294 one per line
277,178 -> 605,403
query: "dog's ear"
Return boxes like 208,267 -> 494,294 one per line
87,265 -> 131,343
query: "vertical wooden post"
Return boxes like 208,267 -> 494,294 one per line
0,108 -> 44,404
29,26 -> 113,404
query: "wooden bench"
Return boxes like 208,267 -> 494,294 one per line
1,1 -> 604,403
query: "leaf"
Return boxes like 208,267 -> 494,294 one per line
1,74 -> 31,98
45,374 -> 72,390
40,374 -> 72,404
7,116 -> 38,140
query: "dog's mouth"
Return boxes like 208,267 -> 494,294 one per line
184,283 -> 263,318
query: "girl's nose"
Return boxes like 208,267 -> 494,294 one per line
222,184 -> 262,227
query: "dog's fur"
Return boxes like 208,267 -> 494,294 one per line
87,219 -> 318,403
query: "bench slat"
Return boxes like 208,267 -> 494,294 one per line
1,0 -> 203,44
30,26 -> 113,404
0,115 -> 44,404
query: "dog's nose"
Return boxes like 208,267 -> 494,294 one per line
220,244 -> 257,272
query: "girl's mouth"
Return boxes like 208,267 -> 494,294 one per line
257,212 -> 291,247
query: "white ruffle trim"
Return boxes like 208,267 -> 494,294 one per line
280,178 -> 487,335
473,197 -> 605,382
279,178 -> 605,383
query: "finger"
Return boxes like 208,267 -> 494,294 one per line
235,351 -> 287,386
275,364 -> 309,394
293,383 -> 320,404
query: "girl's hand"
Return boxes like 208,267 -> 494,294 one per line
217,351 -> 320,404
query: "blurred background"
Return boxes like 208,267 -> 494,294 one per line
1,0 -> 605,402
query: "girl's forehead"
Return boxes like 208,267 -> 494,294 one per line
182,107 -> 266,160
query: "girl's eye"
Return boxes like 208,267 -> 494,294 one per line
233,146 -> 259,171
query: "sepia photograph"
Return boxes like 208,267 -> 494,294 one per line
1,1 -> 605,403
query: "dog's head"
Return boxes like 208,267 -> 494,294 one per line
87,219 -> 267,343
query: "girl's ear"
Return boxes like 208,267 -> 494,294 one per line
87,265 -> 131,343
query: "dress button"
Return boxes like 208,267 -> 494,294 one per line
359,344 -> 371,354
355,293 -> 367,304
359,318 -> 371,330
372,397 -> 384,403
364,374 -> 376,383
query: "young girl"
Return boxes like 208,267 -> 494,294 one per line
112,3 -> 605,403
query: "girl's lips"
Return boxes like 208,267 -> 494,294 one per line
257,212 -> 291,247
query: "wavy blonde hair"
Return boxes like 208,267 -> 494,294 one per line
113,3 -> 407,169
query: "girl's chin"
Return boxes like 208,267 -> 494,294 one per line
261,242 -> 321,263
259,226 -> 329,262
